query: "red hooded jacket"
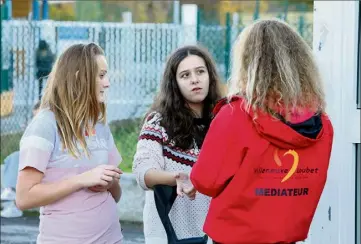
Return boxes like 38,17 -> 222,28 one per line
190,96 -> 334,244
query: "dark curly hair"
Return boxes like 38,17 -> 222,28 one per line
148,45 -> 223,149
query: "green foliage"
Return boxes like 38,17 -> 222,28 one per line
0,132 -> 22,164
75,1 -> 103,22
49,3 -> 76,21
1,119 -> 142,173
109,118 -> 142,173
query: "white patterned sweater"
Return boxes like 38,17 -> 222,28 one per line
132,112 -> 212,244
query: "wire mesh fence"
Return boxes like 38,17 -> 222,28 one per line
0,17 -> 313,171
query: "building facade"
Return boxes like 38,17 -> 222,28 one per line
307,1 -> 360,244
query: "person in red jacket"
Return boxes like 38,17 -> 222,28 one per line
189,19 -> 334,244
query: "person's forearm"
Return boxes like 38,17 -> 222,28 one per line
109,181 -> 121,202
16,175 -> 83,211
144,169 -> 176,188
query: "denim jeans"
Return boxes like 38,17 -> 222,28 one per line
1,151 -> 20,189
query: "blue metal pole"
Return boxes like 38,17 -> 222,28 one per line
42,0 -> 49,20
283,0 -> 289,21
196,8 -> 201,42
32,0 -> 39,20
5,0 -> 12,20
253,0 -> 260,20
225,12 -> 231,80
1,2 -> 3,92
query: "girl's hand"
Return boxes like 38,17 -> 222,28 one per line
175,172 -> 196,200
88,176 -> 120,192
78,165 -> 122,188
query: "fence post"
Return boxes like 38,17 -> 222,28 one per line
282,0 -> 289,21
32,0 -> 39,20
196,8 -> 201,42
298,15 -> 305,38
0,2 -> 3,93
173,0 -> 180,24
0,1 -> 10,93
297,4 -> 307,40
42,0 -> 49,20
4,0 -> 11,20
253,0 -> 260,20
225,12 -> 231,80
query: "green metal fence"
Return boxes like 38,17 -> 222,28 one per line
0,14 -> 313,172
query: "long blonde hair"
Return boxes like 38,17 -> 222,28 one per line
41,43 -> 106,158
228,19 -> 325,119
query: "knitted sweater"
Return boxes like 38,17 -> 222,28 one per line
132,112 -> 212,244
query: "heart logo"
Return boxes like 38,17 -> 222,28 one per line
273,148 -> 299,183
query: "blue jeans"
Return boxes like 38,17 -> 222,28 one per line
1,151 -> 20,189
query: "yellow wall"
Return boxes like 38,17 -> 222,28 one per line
13,0 -> 31,18
0,91 -> 14,117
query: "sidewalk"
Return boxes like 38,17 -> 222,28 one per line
0,216 -> 145,244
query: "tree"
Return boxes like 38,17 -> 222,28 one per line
75,1 -> 103,21
50,2 -> 75,21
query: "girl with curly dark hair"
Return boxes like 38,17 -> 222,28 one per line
133,45 -> 223,244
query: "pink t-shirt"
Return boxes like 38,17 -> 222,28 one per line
19,109 -> 123,244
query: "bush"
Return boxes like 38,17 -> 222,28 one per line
0,132 -> 22,164
109,118 -> 142,173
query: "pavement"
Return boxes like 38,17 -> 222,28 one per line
0,216 -> 145,244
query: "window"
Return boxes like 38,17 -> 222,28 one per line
356,144 -> 360,244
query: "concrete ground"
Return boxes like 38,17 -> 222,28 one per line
0,216 -> 145,244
